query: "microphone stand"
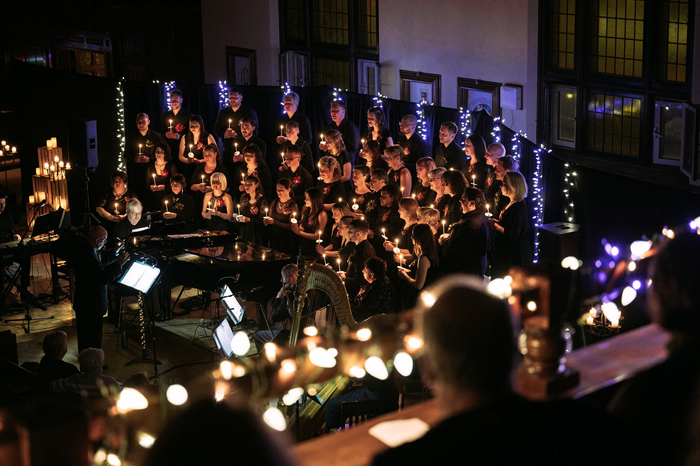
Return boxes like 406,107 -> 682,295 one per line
4,203 -> 54,332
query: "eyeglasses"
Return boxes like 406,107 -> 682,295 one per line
155,149 -> 165,154
284,156 -> 300,161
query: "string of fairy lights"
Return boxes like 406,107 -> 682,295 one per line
116,80 -> 126,172
415,98 -> 429,141
563,162 -> 577,222
458,107 -> 473,141
164,81 -> 176,111
218,81 -> 229,109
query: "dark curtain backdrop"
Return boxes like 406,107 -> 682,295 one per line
8,62 -> 699,260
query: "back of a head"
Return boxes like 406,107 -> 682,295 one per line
78,348 -> 104,373
418,275 -> 515,394
143,400 -> 297,466
650,233 -> 700,334
43,331 -> 68,358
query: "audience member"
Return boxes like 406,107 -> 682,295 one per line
609,233 -> 700,466
50,348 -> 119,397
39,331 -> 79,383
143,399 -> 297,466
372,275 -> 640,466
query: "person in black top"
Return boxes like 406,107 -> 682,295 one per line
252,264 -> 299,349
238,143 -> 273,201
413,157 -> 437,207
372,276 -> 640,466
279,120 -> 314,175
114,198 -> 150,244
434,121 -> 466,171
359,140 -> 388,172
160,90 -> 192,174
488,171 -> 532,278
363,106 -> 394,155
276,91 -> 314,160
178,115 -> 216,182
162,174 -> 195,231
352,257 -> 394,322
214,87 -> 259,160
316,156 -> 346,211
145,140 -> 178,211
95,171 -> 137,248
292,187 -> 328,260
264,179 -> 300,258
396,114 -> 430,184
484,142 -> 506,210
442,170 -> 468,228
338,219 -> 376,299
279,144 -> 314,206
72,226 -> 129,351
125,113 -> 164,203
384,144 -> 412,196
440,187 -> 489,278
322,100 -> 360,165
324,129 -> 353,194
493,155 -> 519,219
397,223 -> 441,309
39,331 -> 79,383
462,134 -> 489,190
231,117 -> 268,176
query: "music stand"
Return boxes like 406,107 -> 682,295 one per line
212,316 -> 236,359
3,206 -> 56,332
118,261 -> 162,376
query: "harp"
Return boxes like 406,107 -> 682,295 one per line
288,256 -> 358,439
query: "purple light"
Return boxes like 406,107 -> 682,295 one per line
598,272 -> 607,283
608,261 -> 616,269
604,243 -> 612,255
632,280 -> 642,290
595,260 -> 602,268
610,246 -> 619,257
601,238 -> 608,245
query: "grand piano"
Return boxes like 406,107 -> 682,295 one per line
125,231 -> 293,319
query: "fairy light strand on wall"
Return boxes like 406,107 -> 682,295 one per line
563,162 -> 577,223
164,81 -> 176,111
458,108 -> 472,142
416,99 -> 429,142
218,81 -> 230,109
116,80 -> 126,172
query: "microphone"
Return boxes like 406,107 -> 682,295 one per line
31,199 -> 47,209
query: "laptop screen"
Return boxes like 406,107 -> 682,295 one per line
221,285 -> 244,325
213,317 -> 235,358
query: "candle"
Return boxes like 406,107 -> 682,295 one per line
586,315 -> 595,326
381,228 -> 387,240
139,144 -> 143,155
280,125 -> 284,136
234,142 -> 238,153
202,175 -> 205,185
320,133 -> 325,141
169,119 -> 173,131
165,201 -> 169,212
208,201 -> 211,211
29,195 -> 35,204
35,168 -> 40,176
51,137 -> 57,148
66,163 -> 71,170
361,138 -> 365,145
317,230 -> 322,243
442,220 -> 446,234
237,204 -> 241,215
1,141 -> 5,146
60,198 -> 67,210
412,193 -> 416,199
323,254 -> 327,266
58,161 -> 64,168
37,192 -> 46,202
228,119 -> 232,130
54,155 -> 59,163
395,238 -> 400,247
337,258 -> 341,272
338,198 -> 342,203
114,202 -> 119,214
401,186 -> 404,195
291,212 -> 297,224
265,207 -> 269,218
486,204 -> 491,217
472,175 -> 476,186
241,172 -> 245,183
43,162 -> 49,176
153,174 -> 157,185
281,151 -> 284,161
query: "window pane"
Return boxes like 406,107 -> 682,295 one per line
659,0 -> 689,83
285,0 -> 306,42
587,92 -> 642,156
358,0 -> 378,49
659,105 -> 683,161
313,57 -> 349,89
312,0 -> 349,46
551,0 -> 575,69
590,0 -> 644,78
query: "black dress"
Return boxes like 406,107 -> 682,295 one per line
387,166 -> 411,192
182,131 -> 211,181
267,198 -> 299,258
146,160 -> 177,211
162,192 -> 196,231
413,183 -> 436,207
317,180 -> 346,205
492,200 -> 532,278
463,159 -> 490,190
298,210 -> 324,260
330,150 -> 352,194
190,163 -> 231,226
125,129 -> 165,203
279,166 -> 314,206
237,194 -> 269,245
441,210 -> 489,277
244,164 -> 274,201
401,255 -> 441,309
363,127 -> 393,155
203,193 -> 231,232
